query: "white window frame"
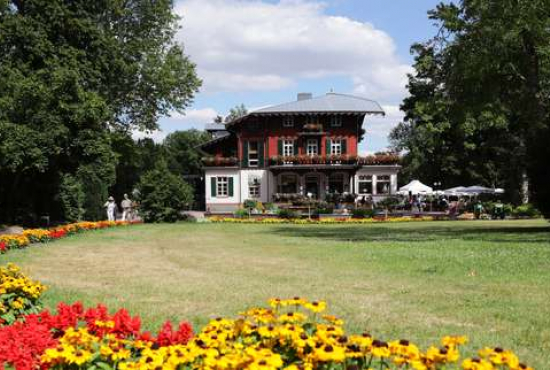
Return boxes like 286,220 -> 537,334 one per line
306,139 -> 318,156
331,139 -> 342,155
358,175 -> 373,194
217,176 -> 228,197
283,116 -> 294,128
248,141 -> 259,167
248,175 -> 261,198
283,139 -> 294,157
376,175 -> 391,195
331,115 -> 342,127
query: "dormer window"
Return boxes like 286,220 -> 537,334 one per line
331,115 -> 342,127
283,116 -> 294,128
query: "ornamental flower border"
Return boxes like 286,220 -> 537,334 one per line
208,216 -> 436,224
0,265 -> 536,370
0,220 -> 141,256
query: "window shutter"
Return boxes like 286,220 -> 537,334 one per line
228,177 -> 234,197
326,138 -> 331,155
293,140 -> 298,155
278,139 -> 283,156
342,139 -> 347,154
211,177 -> 217,197
242,140 -> 248,167
258,140 -> 264,167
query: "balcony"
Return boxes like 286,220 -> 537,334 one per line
269,153 -> 400,167
202,156 -> 239,167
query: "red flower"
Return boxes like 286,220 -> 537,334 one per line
156,321 -> 194,346
0,241 -> 6,252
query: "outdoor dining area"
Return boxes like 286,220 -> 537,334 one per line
393,180 -> 507,219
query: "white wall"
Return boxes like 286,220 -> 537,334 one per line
239,169 -> 270,203
354,166 -> 400,196
204,169 -> 241,211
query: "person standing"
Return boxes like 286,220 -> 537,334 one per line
121,193 -> 133,221
104,196 -> 117,221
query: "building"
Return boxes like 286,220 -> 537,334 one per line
200,93 -> 400,214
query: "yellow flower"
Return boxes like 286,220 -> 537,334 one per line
312,344 -> 346,362
462,357 -> 495,370
304,301 -> 326,313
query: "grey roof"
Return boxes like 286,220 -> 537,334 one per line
205,123 -> 227,131
253,93 -> 385,115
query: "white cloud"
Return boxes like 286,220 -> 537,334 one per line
134,108 -> 220,142
359,104 -> 404,153
176,0 -> 410,102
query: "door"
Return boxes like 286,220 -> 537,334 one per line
305,175 -> 320,199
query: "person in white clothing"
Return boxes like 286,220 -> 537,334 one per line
104,196 -> 117,221
121,193 -> 133,221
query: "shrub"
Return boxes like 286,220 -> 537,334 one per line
352,208 -> 376,218
0,264 -> 47,325
234,208 -> 249,218
512,204 -> 541,218
243,199 -> 258,209
57,174 -> 85,222
376,196 -> 401,211
277,208 -> 299,219
315,207 -> 334,215
136,164 -> 194,223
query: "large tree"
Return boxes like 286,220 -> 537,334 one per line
392,0 -> 550,214
0,0 -> 200,223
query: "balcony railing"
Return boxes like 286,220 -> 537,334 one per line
269,154 -> 400,166
202,156 -> 239,167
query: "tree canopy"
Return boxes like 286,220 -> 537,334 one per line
0,0 -> 201,223
391,0 -> 550,215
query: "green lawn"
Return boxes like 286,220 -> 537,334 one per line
2,220 -> 550,367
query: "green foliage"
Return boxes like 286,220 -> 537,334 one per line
243,199 -> 258,210
234,209 -> 249,218
277,208 -> 299,219
392,0 -> 550,210
376,196 -> 401,211
164,130 -> 210,177
136,164 -> 194,223
0,0 -> 200,223
58,174 -> 85,222
351,208 -> 375,219
224,104 -> 248,123
512,204 -> 541,219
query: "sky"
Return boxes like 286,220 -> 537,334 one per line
148,0 -> 443,153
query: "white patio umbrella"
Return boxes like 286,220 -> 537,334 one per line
398,180 -> 433,195
463,185 -> 496,194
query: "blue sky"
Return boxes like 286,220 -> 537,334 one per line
150,0 -> 443,153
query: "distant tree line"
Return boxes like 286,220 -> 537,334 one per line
391,0 -> 550,217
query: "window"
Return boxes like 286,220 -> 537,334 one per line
248,141 -> 259,167
217,176 -> 228,197
283,139 -> 294,157
306,115 -> 318,125
358,175 -> 373,194
328,173 -> 345,193
331,115 -> 342,127
331,139 -> 342,155
306,139 -> 318,156
279,174 -> 298,194
248,175 -> 261,198
376,175 -> 391,194
283,116 -> 294,127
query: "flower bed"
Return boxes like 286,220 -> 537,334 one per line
208,216 -> 435,224
0,220 -> 141,255
0,265 -> 536,369
0,263 -> 47,325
